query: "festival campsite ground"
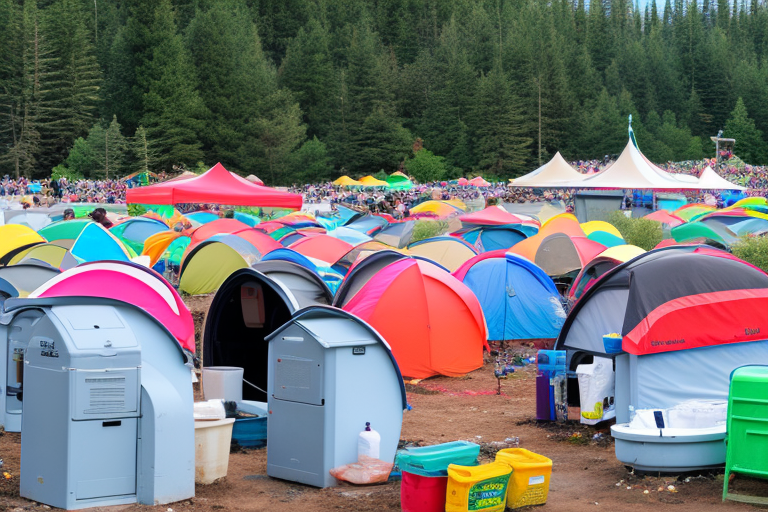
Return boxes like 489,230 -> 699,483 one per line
1,296 -> 767,511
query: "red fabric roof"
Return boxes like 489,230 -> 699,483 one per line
126,163 -> 302,209
459,206 -> 522,226
289,234 -> 354,264
644,210 -> 685,227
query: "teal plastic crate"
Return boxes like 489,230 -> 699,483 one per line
396,441 -> 480,477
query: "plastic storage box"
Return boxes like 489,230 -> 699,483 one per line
445,462 -> 512,512
495,448 -> 552,509
396,441 -> 480,476
397,441 -> 481,512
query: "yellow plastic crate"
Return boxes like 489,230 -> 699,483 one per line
495,448 -> 552,508
446,462 -> 512,512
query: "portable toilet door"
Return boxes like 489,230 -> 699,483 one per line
0,308 -> 49,432
265,305 -> 407,488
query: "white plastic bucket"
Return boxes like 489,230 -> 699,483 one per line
202,366 -> 244,401
194,418 -> 236,484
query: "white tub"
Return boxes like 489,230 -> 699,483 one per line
611,423 -> 726,472
194,418 -> 236,484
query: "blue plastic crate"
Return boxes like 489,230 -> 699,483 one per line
602,335 -> 623,354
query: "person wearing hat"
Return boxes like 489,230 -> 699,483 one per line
89,207 -> 113,228
63,208 -> 75,221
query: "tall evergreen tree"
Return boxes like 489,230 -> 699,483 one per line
39,0 -> 102,170
724,97 -> 768,164
187,0 -> 279,172
135,0 -> 207,169
472,68 -> 532,177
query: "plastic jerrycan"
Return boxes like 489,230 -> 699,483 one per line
446,462 -> 512,512
358,422 -> 381,459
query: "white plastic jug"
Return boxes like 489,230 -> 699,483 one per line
358,422 -> 381,460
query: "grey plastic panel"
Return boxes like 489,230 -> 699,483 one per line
273,355 -> 323,405
72,418 -> 137,499
64,307 -> 125,330
267,399 -> 325,487
71,369 -> 140,420
297,318 -> 376,348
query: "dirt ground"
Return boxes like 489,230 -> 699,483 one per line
2,295 -> 768,511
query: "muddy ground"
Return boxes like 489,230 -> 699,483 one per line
2,294 -> 768,511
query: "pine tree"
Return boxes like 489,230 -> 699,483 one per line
724,97 -> 768,164
129,125 -> 159,174
472,68 -> 532,177
186,0 -> 279,172
242,89 -> 307,184
0,0 -> 44,178
39,0 -> 102,171
137,0 -> 207,169
278,19 -> 335,139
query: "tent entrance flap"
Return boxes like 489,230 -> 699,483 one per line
204,275 -> 294,402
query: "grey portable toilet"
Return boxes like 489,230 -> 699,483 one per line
265,305 -> 407,488
1,297 -> 194,509
203,267 -> 332,403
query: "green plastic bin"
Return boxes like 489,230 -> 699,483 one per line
724,365 -> 768,504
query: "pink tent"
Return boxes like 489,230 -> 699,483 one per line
468,176 -> 491,187
126,162 -> 302,209
644,210 -> 686,227
457,177 -> 469,186
459,206 -> 523,226
29,261 -> 195,353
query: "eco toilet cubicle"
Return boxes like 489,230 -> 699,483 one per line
0,296 -> 194,510
203,267 -> 408,488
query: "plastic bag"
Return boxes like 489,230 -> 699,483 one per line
329,455 -> 394,485
576,357 -> 615,425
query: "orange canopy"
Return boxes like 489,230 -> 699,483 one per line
340,258 -> 487,379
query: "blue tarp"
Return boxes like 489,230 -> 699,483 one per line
462,253 -> 565,340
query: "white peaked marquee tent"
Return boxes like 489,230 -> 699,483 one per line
510,152 -> 587,188
697,166 -> 746,190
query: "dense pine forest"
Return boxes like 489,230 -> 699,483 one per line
1,0 -> 768,184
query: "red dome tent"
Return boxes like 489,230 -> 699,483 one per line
126,163 -> 302,209
336,257 -> 487,379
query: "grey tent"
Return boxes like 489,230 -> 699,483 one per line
374,221 -> 415,248
0,264 -> 60,301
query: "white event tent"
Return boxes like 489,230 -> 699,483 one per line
509,151 -> 587,188
514,140 -> 744,191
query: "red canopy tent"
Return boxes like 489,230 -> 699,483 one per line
126,163 -> 302,209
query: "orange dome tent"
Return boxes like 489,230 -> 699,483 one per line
336,256 -> 487,379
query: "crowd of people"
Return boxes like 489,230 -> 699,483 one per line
0,176 -> 128,205
1,155 -> 765,213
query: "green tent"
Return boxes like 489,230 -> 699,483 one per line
386,174 -> 413,190
38,219 -> 92,243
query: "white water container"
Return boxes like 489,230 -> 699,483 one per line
194,418 -> 236,484
358,422 -> 381,460
202,366 -> 244,401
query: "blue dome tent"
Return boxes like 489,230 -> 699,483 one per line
454,251 -> 566,341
